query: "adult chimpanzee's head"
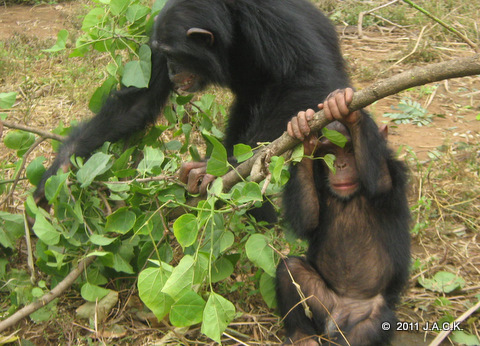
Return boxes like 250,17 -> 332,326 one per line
151,0 -> 234,92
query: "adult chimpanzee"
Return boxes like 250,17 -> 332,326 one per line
34,0 -> 351,222
277,88 -> 411,346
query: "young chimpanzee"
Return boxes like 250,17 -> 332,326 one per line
277,88 -> 411,345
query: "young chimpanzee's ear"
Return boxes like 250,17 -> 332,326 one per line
379,124 -> 388,140
187,28 -> 215,47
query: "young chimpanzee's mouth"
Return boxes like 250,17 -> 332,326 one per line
332,182 -> 358,191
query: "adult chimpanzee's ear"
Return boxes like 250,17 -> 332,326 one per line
187,28 -> 215,46
379,124 -> 388,140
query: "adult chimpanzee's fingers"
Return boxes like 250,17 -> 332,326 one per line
187,167 -> 207,194
199,174 -> 216,195
178,161 -> 206,183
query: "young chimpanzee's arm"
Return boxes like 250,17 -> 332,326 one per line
322,88 -> 392,196
34,50 -> 173,203
283,109 -> 320,235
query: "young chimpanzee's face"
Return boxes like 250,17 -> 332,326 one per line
317,122 -> 359,199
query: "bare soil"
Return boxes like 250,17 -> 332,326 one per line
0,3 -> 76,40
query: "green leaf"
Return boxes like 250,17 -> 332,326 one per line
173,213 -> 198,249
418,271 -> 465,293
164,106 -> 177,124
122,45 -> 152,88
138,267 -> 174,320
110,0 -> 129,15
322,153 -> 336,173
81,282 -> 110,302
44,172 -> 69,203
112,252 -> 135,274
451,331 -> 480,346
245,234 -> 276,277
76,152 -> 112,188
269,156 -> 285,183
0,92 -> 17,109
162,255 -> 195,299
170,291 -> 206,327
176,94 -> 194,106
193,252 -> 209,285
4,130 -> 35,156
260,273 -> 277,309
151,0 -> 167,13
89,76 -> 118,113
233,143 -> 253,163
291,144 -> 304,163
105,207 -> 136,234
82,8 -> 105,30
0,211 -> 24,249
201,292 -> 235,343
26,156 -> 46,186
137,146 -> 164,174
211,257 -> 234,283
43,29 -> 69,52
30,299 -> 57,322
204,134 -> 229,176
208,177 -> 223,196
321,127 -> 347,148
237,182 -> 262,203
33,214 -> 60,245
90,234 -> 117,246
125,4 -> 150,23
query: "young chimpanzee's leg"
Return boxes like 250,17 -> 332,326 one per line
276,257 -> 337,345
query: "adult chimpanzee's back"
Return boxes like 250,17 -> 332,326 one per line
34,0 -> 351,219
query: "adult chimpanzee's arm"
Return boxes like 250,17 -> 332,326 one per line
34,51 -> 172,202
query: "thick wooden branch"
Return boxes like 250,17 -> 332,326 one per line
221,54 -> 480,191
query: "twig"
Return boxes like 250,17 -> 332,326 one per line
1,120 -> 65,142
358,0 -> 400,38
401,0 -> 479,52
388,25 -> 427,69
428,300 -> 480,346
0,255 -> 96,333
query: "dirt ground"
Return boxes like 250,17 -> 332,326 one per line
0,2 -> 479,346
0,3 -> 76,40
